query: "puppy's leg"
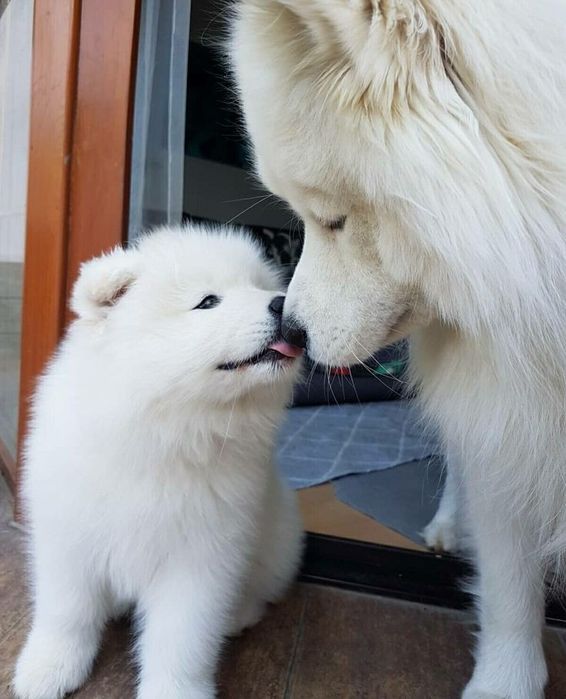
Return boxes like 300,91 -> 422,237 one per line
462,474 -> 547,699
230,471 -> 303,635
253,474 -> 303,604
136,560 -> 240,699
423,446 -> 460,552
13,548 -> 107,699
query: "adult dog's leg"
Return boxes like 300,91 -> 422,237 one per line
462,473 -> 547,699
423,444 -> 460,552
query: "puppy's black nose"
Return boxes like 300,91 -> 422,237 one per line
281,314 -> 308,349
268,295 -> 285,317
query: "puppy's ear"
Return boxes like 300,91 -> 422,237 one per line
70,247 -> 137,321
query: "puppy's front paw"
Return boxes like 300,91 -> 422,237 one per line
422,513 -> 457,552
137,678 -> 216,699
13,632 -> 93,699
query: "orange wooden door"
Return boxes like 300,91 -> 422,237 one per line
15,0 -> 140,497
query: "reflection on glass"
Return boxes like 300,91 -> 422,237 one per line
0,0 -> 33,460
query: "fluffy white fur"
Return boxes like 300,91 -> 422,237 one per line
230,1 -> 566,697
13,225 -> 303,699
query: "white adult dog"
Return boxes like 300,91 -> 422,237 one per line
230,1 -> 566,697
13,226 -> 303,699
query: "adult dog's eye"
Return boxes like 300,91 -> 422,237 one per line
323,216 -> 347,231
194,295 -> 221,310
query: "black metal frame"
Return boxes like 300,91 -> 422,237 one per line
300,533 -> 566,627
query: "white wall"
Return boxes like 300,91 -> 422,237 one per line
0,0 -> 34,264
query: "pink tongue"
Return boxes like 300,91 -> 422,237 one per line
268,341 -> 304,359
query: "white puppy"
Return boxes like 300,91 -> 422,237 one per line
231,1 -> 566,697
13,225 -> 303,699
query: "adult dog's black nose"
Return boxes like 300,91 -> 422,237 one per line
268,295 -> 285,317
281,314 -> 308,349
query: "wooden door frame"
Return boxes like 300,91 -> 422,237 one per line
10,0 -> 140,499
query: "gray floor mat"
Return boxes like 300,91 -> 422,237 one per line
333,457 -> 445,545
277,401 -> 438,489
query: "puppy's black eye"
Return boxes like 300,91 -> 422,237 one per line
324,216 -> 347,231
194,295 -> 221,310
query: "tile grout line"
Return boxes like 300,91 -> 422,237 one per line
282,592 -> 309,699
394,411 -> 409,464
278,406 -> 321,456
0,608 -> 29,653
320,403 -> 368,483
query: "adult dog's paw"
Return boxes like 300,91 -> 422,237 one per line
422,512 -> 458,552
462,690 -> 504,699
462,640 -> 546,699
463,679 -> 544,699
